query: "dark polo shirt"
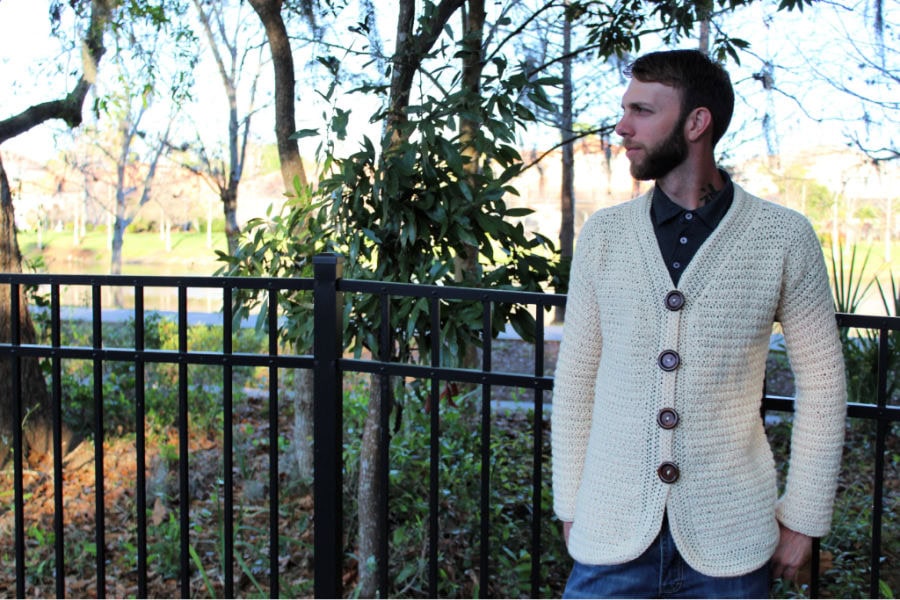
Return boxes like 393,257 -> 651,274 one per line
651,171 -> 734,286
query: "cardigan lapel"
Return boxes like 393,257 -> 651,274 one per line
631,191 -> 678,300
629,184 -> 762,300
678,185 -> 761,300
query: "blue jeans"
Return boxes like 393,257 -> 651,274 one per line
563,518 -> 770,599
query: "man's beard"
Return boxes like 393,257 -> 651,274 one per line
629,114 -> 688,181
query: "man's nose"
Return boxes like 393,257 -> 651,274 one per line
614,115 -> 629,138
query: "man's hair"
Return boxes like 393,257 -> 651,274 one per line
625,49 -> 734,147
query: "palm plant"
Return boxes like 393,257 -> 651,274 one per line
830,243 -> 899,405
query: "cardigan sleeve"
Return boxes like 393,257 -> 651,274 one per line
551,215 -> 606,523
774,215 -> 847,537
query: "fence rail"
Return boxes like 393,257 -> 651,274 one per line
1,253 -> 898,598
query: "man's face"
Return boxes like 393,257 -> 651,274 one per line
615,79 -> 688,181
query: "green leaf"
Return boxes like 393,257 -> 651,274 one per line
290,128 -> 320,140
332,108 -> 350,140
505,207 -> 534,217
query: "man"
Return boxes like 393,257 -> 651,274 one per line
551,49 -> 846,598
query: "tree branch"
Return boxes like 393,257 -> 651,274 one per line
522,125 -> 615,172
0,0 -> 111,144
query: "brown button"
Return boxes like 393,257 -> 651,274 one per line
658,350 -> 680,371
665,290 -> 685,311
658,462 -> 680,484
657,408 -> 679,430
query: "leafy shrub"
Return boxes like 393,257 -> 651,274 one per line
341,381 -> 568,598
34,313 -> 270,437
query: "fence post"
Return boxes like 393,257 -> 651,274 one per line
313,253 -> 344,599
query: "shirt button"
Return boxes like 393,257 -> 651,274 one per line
665,290 -> 685,311
679,236 -> 688,245
672,261 -> 681,270
658,350 -> 681,371
657,408 -> 680,429
658,462 -> 680,484
684,212 -> 694,221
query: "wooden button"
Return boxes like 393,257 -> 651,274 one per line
658,350 -> 680,371
665,291 -> 685,311
657,408 -> 680,430
658,462 -> 680,484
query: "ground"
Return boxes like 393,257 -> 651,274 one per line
0,339 -> 891,599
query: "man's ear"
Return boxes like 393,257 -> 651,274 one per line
684,107 -> 714,143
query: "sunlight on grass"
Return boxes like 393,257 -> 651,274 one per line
18,230 -> 228,276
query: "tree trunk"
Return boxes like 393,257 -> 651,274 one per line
248,0 -> 318,527
223,184 -> 241,256
191,0 -> 251,258
0,154 -> 70,468
110,215 -> 127,306
357,2 -> 466,595
558,1 -> 575,323
697,0 -> 712,54
454,0 -> 486,288
355,2 -> 417,594
291,365 -> 314,481
356,375 -> 386,598
248,0 -> 308,192
111,224 -> 126,275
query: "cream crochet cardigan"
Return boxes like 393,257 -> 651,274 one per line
551,184 -> 846,577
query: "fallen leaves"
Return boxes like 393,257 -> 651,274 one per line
0,403 -> 317,599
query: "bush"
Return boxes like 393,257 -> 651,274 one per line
340,381 -> 569,598
35,313 -> 270,437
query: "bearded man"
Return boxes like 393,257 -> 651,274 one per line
551,49 -> 846,599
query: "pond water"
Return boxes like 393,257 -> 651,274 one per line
34,259 -> 230,314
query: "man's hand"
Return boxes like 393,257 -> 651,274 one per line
771,523 -> 813,582
563,521 -> 573,547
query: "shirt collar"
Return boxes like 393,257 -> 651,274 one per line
651,170 -> 734,227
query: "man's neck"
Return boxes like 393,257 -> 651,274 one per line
655,160 -> 724,211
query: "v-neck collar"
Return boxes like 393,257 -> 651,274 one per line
632,183 -> 758,294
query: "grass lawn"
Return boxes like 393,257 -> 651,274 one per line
14,229 -> 900,315
18,229 -> 229,276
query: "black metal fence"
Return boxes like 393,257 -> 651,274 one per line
1,252 -> 898,598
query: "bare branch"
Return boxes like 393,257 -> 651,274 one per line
522,125 -> 616,172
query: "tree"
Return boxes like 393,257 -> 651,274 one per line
313,1 -> 562,594
0,0 -> 111,144
248,0 -> 310,192
106,95 -> 174,279
88,6 -> 195,280
804,0 -> 898,165
237,0 -> 342,491
559,1 -> 574,322
185,0 -> 266,255
0,0 -> 113,467
224,1 -> 559,595
0,0 -> 196,462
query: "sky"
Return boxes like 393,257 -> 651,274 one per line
0,0 -> 67,159
0,0 -> 895,169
